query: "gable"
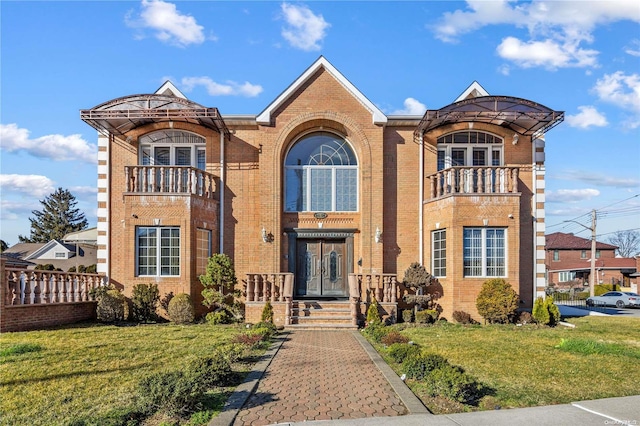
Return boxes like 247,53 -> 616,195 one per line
257,56 -> 386,125
26,240 -> 76,260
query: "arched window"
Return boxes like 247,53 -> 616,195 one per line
139,130 -> 206,170
436,131 -> 503,170
284,132 -> 358,212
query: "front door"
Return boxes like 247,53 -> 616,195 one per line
296,239 -> 348,297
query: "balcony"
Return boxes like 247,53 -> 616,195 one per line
427,166 -> 519,200
124,166 -> 216,199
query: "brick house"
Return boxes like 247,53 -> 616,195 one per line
81,57 -> 563,326
546,232 -> 637,290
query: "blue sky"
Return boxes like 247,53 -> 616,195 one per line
1,0 -> 639,246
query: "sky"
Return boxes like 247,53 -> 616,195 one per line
1,0 -> 639,247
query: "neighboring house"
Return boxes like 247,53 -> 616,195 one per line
80,57 -> 563,324
545,232 -> 637,289
3,228 -> 98,272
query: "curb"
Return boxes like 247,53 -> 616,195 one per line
209,332 -> 289,426
352,331 -> 431,415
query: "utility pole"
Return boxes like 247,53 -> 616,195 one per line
564,209 -> 597,297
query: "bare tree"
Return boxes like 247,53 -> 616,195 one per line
607,230 -> 640,258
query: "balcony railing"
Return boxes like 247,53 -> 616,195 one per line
125,166 -> 216,199
427,166 -> 519,199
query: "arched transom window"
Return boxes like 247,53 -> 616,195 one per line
139,130 -> 206,170
437,131 -> 503,170
285,132 -> 358,212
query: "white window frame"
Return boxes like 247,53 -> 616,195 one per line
432,229 -> 446,278
136,226 -> 180,277
437,131 -> 503,171
463,227 -> 507,277
558,271 -> 576,282
139,131 -> 206,170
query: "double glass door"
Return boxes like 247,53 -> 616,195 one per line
295,239 -> 348,297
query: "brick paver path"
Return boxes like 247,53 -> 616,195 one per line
234,330 -> 407,425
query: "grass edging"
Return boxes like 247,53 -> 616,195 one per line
353,331 -> 431,415
209,331 -> 290,426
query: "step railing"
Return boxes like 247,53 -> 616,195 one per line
124,166 -> 216,199
427,166 -> 519,199
245,273 -> 294,325
349,273 -> 398,303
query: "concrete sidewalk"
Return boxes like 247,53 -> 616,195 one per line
279,395 -> 640,425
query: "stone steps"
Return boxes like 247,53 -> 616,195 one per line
288,300 -> 356,329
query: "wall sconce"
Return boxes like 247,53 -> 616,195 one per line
512,133 -> 519,145
374,227 -> 382,244
483,219 -> 489,227
261,227 -> 269,243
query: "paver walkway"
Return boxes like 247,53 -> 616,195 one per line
233,330 -> 407,425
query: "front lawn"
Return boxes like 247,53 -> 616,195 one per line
0,322 -> 250,425
372,317 -> 640,413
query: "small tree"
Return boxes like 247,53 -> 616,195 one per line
261,301 -> 274,324
199,254 -> 242,321
533,296 -> 561,326
475,278 -> 520,324
402,262 -> 434,315
0,240 -> 8,252
131,283 -> 160,323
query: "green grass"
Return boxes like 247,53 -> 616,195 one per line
0,322 -> 247,426
378,317 -> 640,413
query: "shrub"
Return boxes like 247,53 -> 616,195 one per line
206,310 -> 231,325
517,311 -> 534,325
533,296 -> 561,326
402,262 -> 433,292
387,343 -> 420,363
402,309 -> 413,323
136,353 -> 232,416
96,287 -> 127,322
167,293 -> 195,324
415,310 -> 436,324
253,321 -> 277,338
131,283 -> 160,323
380,330 -> 409,346
424,364 -> 482,404
84,264 -> 97,274
402,351 -> 447,380
366,299 -> 382,325
452,311 -> 477,325
233,332 -> 264,348
160,292 -> 174,316
261,301 -> 274,324
475,278 -> 520,324
200,254 -> 241,322
362,321 -> 389,343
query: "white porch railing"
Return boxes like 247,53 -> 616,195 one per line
428,166 -> 519,199
125,166 -> 216,199
4,268 -> 105,305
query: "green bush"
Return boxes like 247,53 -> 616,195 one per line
160,292 -> 174,316
533,296 -> 560,326
136,353 -> 233,416
167,293 -> 195,324
475,278 -> 520,324
366,298 -> 382,324
380,330 -> 409,346
253,321 -> 277,338
452,310 -> 477,325
402,351 -> 447,380
131,283 -> 160,323
362,321 -> 389,343
206,310 -> 231,325
261,301 -> 274,323
402,309 -> 413,323
387,343 -> 420,363
415,309 -> 438,324
424,364 -> 482,404
96,287 -> 127,322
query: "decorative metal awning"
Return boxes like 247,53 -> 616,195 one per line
80,94 -> 230,138
414,96 -> 564,142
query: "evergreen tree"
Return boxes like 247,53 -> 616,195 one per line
18,188 -> 88,243
0,240 -> 8,252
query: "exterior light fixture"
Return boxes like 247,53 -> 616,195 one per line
375,227 -> 382,244
261,227 -> 268,243
512,133 -> 519,145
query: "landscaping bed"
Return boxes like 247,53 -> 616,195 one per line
364,317 -> 640,414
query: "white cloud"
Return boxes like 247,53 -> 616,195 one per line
126,0 -> 205,47
565,106 -> 608,129
180,76 -> 263,97
69,186 -> 98,196
0,124 -> 97,164
592,71 -> 640,128
0,174 -> 56,198
625,39 -> 640,57
432,0 -> 639,69
557,170 -> 640,188
280,3 -> 330,51
547,188 -> 600,203
390,98 -> 427,115
0,199 -> 38,221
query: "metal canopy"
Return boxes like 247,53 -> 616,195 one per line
80,94 -> 230,138
414,96 -> 564,141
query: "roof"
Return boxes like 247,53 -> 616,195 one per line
414,95 -> 564,141
256,56 -> 387,126
2,243 -> 45,260
548,257 -> 637,273
454,81 -> 490,102
63,227 -> 97,244
546,232 -> 618,250
1,253 -> 35,268
81,94 -> 230,138
3,242 -> 97,271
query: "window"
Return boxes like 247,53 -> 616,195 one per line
553,250 -> 559,261
432,230 -> 446,277
437,131 -> 503,171
558,272 -> 576,282
196,228 -> 212,276
596,250 -> 601,259
284,132 -> 358,212
463,228 -> 506,277
137,227 -> 180,276
581,250 -> 587,259
139,130 -> 205,169
55,252 -> 67,259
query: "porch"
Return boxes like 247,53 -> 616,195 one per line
124,165 -> 216,199
244,273 -> 400,328
426,166 -> 519,200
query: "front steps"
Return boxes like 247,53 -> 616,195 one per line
287,300 -> 357,329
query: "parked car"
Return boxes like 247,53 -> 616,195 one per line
586,292 -> 640,308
